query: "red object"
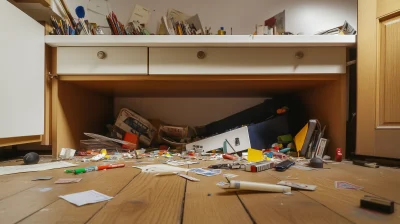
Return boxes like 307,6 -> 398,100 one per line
77,151 -> 88,156
223,154 -> 237,160
159,145 -> 169,151
97,164 -> 125,171
122,132 -> 138,150
335,148 -> 343,162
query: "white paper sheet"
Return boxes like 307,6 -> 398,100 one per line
59,190 -> 113,207
132,164 -> 189,173
0,161 -> 77,176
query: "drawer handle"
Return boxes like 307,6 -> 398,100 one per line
295,51 -> 304,59
197,51 -> 206,59
97,51 -> 107,59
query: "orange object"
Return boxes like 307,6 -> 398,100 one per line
122,132 -> 138,150
223,154 -> 237,160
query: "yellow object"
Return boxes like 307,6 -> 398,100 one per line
100,149 -> 107,155
165,152 -> 172,158
248,148 -> 264,162
294,124 -> 308,156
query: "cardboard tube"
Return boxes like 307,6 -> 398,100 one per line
229,180 -> 291,193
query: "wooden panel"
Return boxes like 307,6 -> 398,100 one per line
0,1 -> 44,139
0,135 -> 41,147
57,47 -> 148,75
377,0 -> 400,18
19,166 -> 141,224
149,47 -> 346,75
87,172 -> 186,224
42,45 -> 52,145
378,16 -> 400,127
356,0 -> 378,156
57,75 -> 338,97
13,0 -> 50,7
299,74 -> 347,158
52,81 -> 114,158
268,164 -> 400,224
184,163 -> 253,224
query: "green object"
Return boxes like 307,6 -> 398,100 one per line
64,170 -> 74,173
223,141 -> 228,154
279,147 -> 291,153
277,134 -> 293,144
73,168 -> 86,174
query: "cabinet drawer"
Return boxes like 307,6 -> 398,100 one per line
57,47 -> 148,75
149,47 -> 345,75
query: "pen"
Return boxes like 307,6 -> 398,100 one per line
65,164 -> 125,174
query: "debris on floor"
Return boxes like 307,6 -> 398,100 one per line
217,180 -> 291,193
0,161 -> 77,176
334,181 -> 363,190
360,195 -> 394,214
277,181 -> 317,191
59,190 -> 113,207
55,178 -> 82,184
32,176 -> 53,181
178,173 -> 200,182
133,164 -> 189,173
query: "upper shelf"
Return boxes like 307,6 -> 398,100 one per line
45,35 -> 356,47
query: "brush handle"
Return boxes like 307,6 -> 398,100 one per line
58,0 -> 77,28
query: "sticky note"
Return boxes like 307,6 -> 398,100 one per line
294,124 -> 308,153
248,148 -> 264,162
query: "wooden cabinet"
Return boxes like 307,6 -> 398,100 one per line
357,0 -> 400,158
149,47 -> 346,75
0,1 -> 44,146
57,47 -> 148,75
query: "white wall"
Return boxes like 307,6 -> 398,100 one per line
58,0 -> 357,35
114,98 -> 267,126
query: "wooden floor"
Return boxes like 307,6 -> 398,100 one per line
0,158 -> 399,224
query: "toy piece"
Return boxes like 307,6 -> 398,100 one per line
335,148 -> 343,162
245,161 -> 275,172
360,195 -> 394,214
275,160 -> 295,172
309,157 -> 323,168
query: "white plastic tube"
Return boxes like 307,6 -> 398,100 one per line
226,180 -> 291,193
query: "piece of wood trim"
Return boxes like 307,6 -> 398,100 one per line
377,0 -> 400,18
0,135 -> 41,147
58,74 -> 341,82
13,0 -> 50,7
42,45 -> 52,145
356,0 -> 378,156
51,48 -> 59,158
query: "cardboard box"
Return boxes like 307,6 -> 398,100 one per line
114,108 -> 156,147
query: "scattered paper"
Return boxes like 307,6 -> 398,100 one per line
133,164 -> 189,173
223,173 -> 238,178
166,160 -> 199,166
32,176 -> 53,181
0,161 -> 77,176
59,148 -> 76,160
248,148 -> 264,162
60,190 -> 113,207
189,168 -> 221,177
55,178 -> 82,184
39,187 -> 52,192
277,181 -> 317,191
178,173 -> 200,182
335,181 -> 363,190
292,165 -> 314,171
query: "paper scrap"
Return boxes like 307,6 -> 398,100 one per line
59,190 -> 113,207
178,173 -> 200,182
167,160 -> 199,166
223,173 -> 238,178
133,164 -> 189,173
59,148 -> 76,160
55,178 -> 82,184
189,168 -> 221,177
0,161 -> 77,176
248,148 -> 264,162
129,4 -> 151,24
277,181 -> 317,191
334,181 -> 363,190
39,187 -> 52,192
292,165 -> 314,171
32,176 -> 53,181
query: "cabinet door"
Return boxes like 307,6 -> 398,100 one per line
0,1 -> 44,144
357,0 -> 400,158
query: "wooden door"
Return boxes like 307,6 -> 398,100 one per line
0,1 -> 44,146
357,0 -> 400,158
